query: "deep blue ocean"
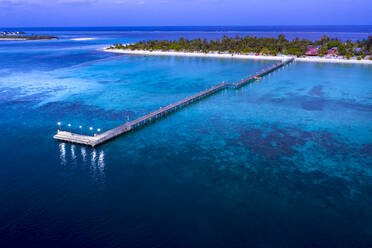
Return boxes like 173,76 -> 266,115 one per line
0,26 -> 371,247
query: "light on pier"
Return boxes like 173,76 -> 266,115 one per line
57,122 -> 62,132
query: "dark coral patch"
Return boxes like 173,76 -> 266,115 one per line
360,144 -> 372,156
300,98 -> 325,111
238,126 -> 309,160
237,124 -> 366,162
308,85 -> 325,97
245,87 -> 372,113
338,101 -> 372,113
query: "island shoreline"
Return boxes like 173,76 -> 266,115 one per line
103,48 -> 372,65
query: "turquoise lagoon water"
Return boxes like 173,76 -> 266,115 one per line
0,30 -> 372,247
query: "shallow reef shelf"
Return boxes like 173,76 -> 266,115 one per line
54,57 -> 295,147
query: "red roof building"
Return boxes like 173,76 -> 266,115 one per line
305,47 -> 319,56
327,47 -> 339,56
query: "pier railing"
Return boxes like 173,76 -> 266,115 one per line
54,57 -> 294,147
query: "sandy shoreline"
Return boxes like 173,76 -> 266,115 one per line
103,48 -> 372,65
0,38 -> 27,40
71,38 -> 96,41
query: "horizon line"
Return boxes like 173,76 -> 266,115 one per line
2,24 -> 372,28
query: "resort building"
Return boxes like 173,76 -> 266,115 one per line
305,47 -> 319,56
327,47 -> 339,56
0,31 -> 25,36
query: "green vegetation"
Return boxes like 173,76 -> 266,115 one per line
0,35 -> 58,40
318,45 -> 329,57
109,34 -> 372,58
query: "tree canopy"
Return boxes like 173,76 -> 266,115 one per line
108,35 -> 372,58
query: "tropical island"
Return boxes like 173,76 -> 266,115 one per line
0,31 -> 58,40
106,35 -> 372,63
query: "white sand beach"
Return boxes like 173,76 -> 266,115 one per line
0,38 -> 27,40
104,49 -> 285,61
103,48 -> 372,65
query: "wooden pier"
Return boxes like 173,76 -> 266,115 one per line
54,57 -> 294,147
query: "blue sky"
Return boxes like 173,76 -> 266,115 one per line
0,0 -> 371,27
